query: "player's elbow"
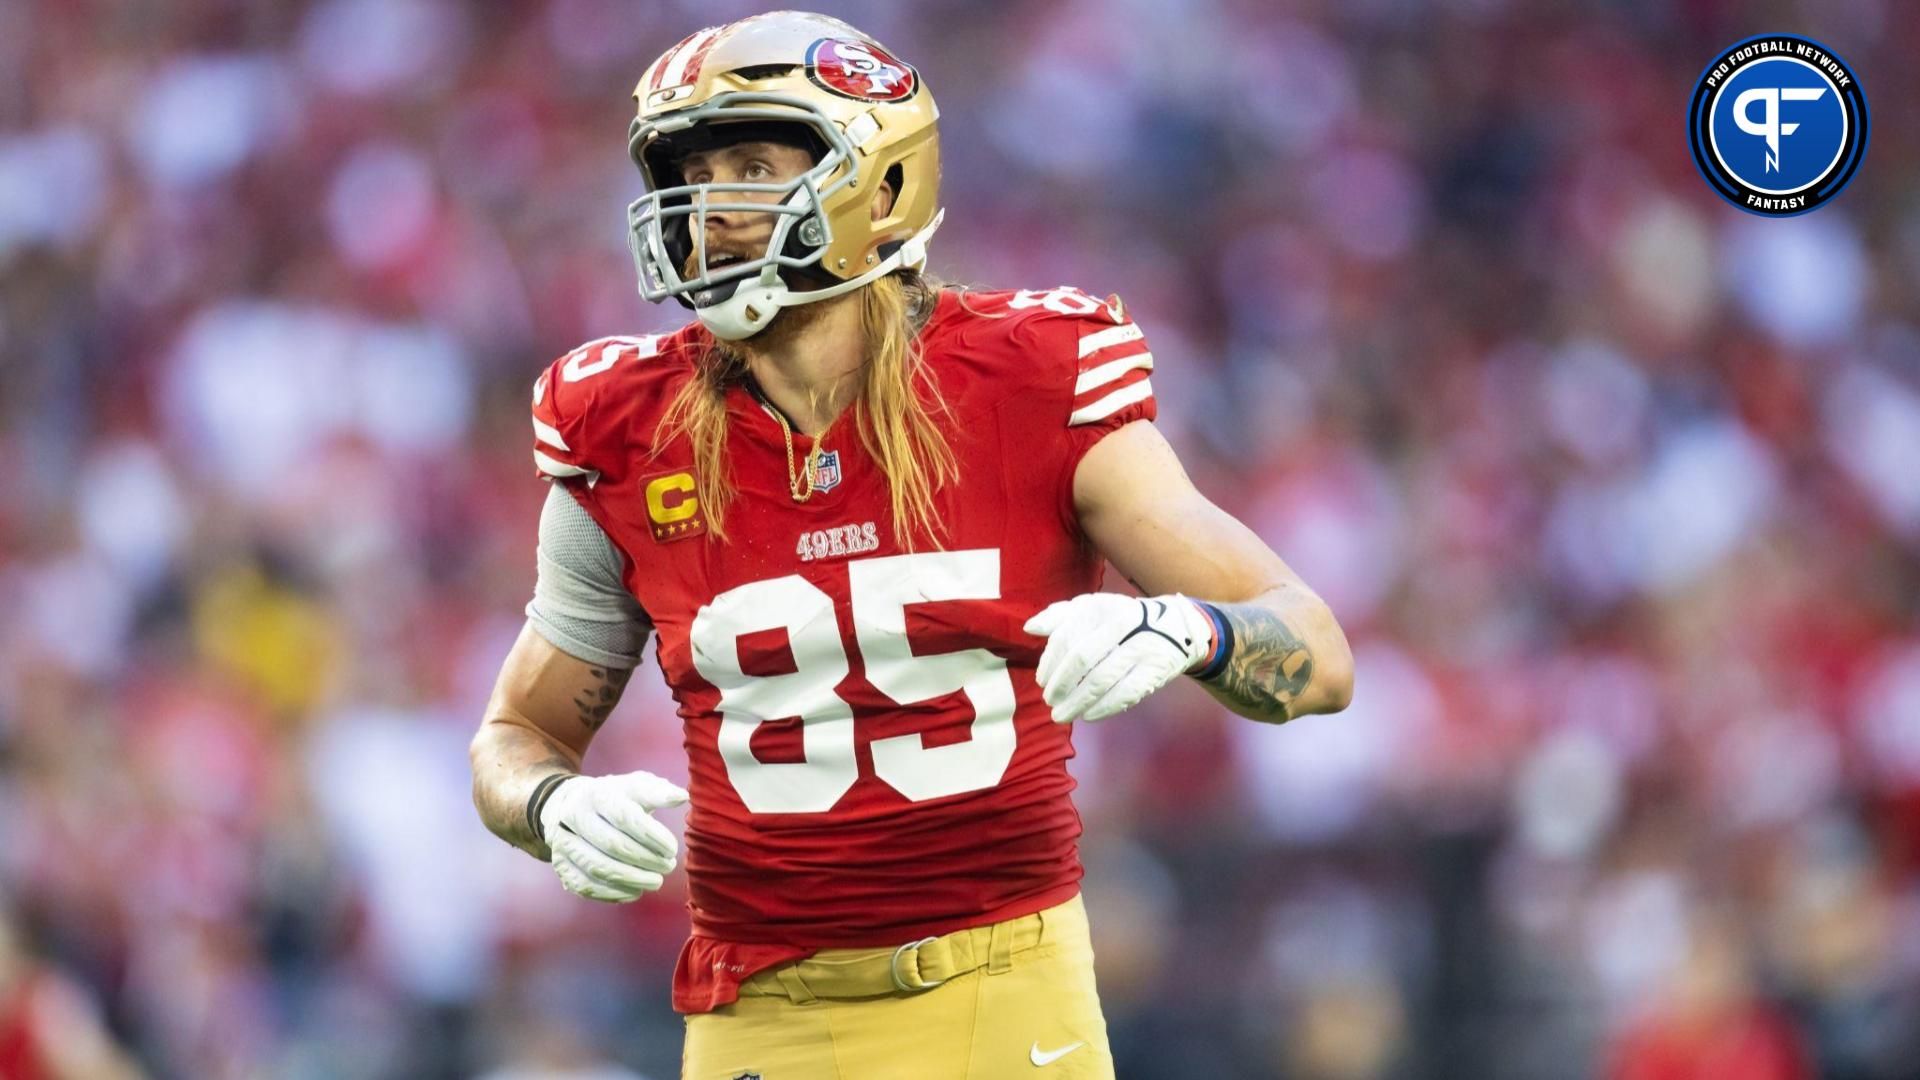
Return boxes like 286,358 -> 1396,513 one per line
466,718 -> 528,848
1315,651 -> 1355,715
467,715 -> 522,820
467,724 -> 495,817
1305,603 -> 1355,716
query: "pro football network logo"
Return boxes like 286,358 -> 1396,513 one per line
1688,34 -> 1868,216
806,37 -> 918,102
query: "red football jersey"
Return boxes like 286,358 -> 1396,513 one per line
529,286 -> 1157,1013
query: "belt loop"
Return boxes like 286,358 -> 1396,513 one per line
988,918 -> 1015,975
774,965 -> 817,1005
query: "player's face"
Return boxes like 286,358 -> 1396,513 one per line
676,140 -> 815,271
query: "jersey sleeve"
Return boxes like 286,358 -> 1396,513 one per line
998,287 -> 1160,532
531,364 -> 593,484
1060,298 -> 1156,443
529,336 -> 664,486
1009,288 -> 1156,442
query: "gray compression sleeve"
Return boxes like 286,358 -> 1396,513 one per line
525,484 -> 652,669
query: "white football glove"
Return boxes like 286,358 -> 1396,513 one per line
540,770 -> 689,903
1023,593 -> 1217,724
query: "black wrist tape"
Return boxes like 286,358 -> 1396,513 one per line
526,772 -> 579,845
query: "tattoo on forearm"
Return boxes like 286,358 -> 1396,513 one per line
1210,604 -> 1315,722
573,666 -> 633,732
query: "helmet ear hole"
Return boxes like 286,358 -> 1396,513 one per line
877,163 -> 905,218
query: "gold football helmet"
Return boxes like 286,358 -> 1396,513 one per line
626,11 -> 943,340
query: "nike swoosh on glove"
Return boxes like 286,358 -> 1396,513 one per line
1023,593 -> 1215,724
540,771 -> 688,903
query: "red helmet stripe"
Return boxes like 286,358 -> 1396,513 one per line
649,30 -> 700,90
654,25 -> 722,90
676,26 -> 726,87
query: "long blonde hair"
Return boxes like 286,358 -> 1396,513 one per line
652,270 -> 958,546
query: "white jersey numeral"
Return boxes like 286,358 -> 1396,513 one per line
561,335 -> 661,382
1008,286 -> 1103,316
694,575 -> 857,813
688,550 -> 1016,813
850,551 -> 1016,802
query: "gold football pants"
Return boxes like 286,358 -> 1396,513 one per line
682,893 -> 1115,1079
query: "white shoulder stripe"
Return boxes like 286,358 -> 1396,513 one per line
532,416 -> 570,452
1068,379 -> 1154,426
1077,322 -> 1143,359
534,448 -> 598,483
1075,351 -> 1152,394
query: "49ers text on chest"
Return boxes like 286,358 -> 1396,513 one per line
796,522 -> 881,562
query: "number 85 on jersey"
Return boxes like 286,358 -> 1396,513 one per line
691,549 -> 1017,814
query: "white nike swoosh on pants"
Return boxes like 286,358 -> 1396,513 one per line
1029,1041 -> 1086,1067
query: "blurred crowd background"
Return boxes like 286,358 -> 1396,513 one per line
3,0 -> 1918,1076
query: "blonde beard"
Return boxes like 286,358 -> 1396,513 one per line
736,287 -> 851,363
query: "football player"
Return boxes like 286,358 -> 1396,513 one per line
469,12 -> 1353,1079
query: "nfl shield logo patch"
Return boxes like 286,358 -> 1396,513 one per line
812,449 -> 842,493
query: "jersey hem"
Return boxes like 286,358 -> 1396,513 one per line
670,879 -> 1085,1014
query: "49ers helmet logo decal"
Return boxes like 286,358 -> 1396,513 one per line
805,38 -> 918,102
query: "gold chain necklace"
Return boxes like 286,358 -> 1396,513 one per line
761,401 -> 826,503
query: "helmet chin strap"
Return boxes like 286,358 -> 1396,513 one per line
696,210 -> 945,341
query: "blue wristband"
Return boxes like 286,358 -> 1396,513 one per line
1191,601 -> 1234,682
